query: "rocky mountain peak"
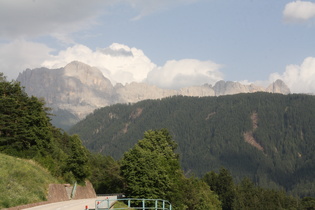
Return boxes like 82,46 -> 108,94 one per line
213,80 -> 265,96
266,79 -> 291,94
16,61 -> 291,129
63,61 -> 111,89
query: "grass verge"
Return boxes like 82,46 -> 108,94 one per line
0,153 -> 60,208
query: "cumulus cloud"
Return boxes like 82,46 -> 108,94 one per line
146,59 -> 223,89
42,43 -> 157,85
283,1 -> 315,23
0,39 -> 224,89
269,57 -> 315,93
43,47 -> 224,89
0,40 -> 53,80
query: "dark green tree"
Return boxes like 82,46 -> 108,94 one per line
203,168 -> 236,210
65,135 -> 91,184
88,153 -> 124,194
120,129 -> 222,209
120,129 -> 183,207
0,75 -> 53,157
0,73 -> 90,184
182,176 -> 221,210
233,178 -> 299,210
233,178 -> 263,210
0,72 -> 5,82
301,197 -> 315,210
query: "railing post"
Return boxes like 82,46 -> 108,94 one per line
71,182 -> 77,199
96,197 -> 171,210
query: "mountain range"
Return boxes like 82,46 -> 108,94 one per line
17,61 -> 290,129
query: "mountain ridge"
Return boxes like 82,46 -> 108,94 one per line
17,61 -> 291,129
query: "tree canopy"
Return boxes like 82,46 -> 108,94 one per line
0,73 -> 90,183
120,129 -> 221,209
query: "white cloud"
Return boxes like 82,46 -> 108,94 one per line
1,41 -> 223,89
0,0 -> 110,41
42,43 -> 157,85
283,1 -> 315,22
0,40 -> 224,89
0,0 -> 200,41
146,59 -> 223,89
0,40 -> 53,80
269,57 -> 315,93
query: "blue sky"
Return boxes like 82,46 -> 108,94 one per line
1,0 -> 315,93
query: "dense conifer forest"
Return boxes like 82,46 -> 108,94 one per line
70,92 -> 315,197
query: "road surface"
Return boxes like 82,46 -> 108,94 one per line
24,196 -> 117,210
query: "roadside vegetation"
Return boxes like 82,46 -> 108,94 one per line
0,73 -> 90,207
0,153 -> 60,208
0,72 -> 90,184
1,71 -> 315,209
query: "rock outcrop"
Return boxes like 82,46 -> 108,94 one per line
266,79 -> 291,94
18,61 -> 116,120
16,61 -> 291,129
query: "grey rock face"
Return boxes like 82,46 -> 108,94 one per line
17,61 -> 116,120
115,82 -> 178,103
266,79 -> 291,94
17,61 -> 291,128
213,80 -> 266,96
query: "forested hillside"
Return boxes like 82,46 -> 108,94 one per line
69,93 -> 315,196
0,72 -> 90,185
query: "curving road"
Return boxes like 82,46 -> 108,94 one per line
24,196 -> 117,210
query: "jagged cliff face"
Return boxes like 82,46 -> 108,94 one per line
265,79 -> 291,94
17,61 -> 291,129
18,61 -> 116,120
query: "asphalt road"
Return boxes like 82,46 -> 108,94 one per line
24,196 -> 117,210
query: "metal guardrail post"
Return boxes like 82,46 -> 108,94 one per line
95,197 -> 172,210
71,182 -> 77,199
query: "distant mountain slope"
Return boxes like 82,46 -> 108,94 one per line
69,93 -> 315,197
17,61 -> 290,130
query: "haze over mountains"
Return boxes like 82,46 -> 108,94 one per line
17,61 -> 290,129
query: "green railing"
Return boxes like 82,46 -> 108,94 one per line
95,198 -> 172,210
